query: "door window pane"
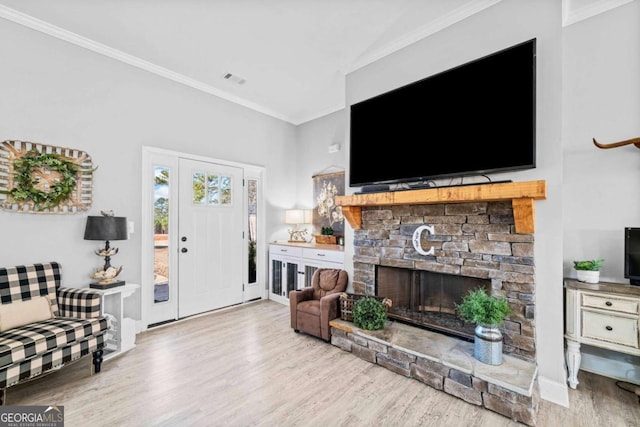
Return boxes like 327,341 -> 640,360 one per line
207,175 -> 219,205
192,172 -> 205,204
248,179 -> 257,284
220,175 -> 232,205
154,167 -> 170,303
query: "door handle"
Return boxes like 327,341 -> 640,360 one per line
181,248 -> 188,253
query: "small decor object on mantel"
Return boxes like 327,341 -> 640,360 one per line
0,140 -> 94,214
573,258 -> 604,284
84,211 -> 128,289
456,288 -> 511,366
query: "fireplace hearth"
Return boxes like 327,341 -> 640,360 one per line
377,266 -> 491,340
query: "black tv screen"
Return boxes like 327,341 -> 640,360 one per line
625,227 -> 640,285
349,38 -> 536,187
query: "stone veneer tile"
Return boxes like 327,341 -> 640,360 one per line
473,354 -> 537,397
352,343 -> 377,363
444,378 -> 483,405
410,364 -> 444,390
377,353 -> 411,376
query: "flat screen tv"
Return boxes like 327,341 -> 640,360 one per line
349,38 -> 536,188
624,227 -> 640,285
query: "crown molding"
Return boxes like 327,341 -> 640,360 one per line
0,5 -> 295,124
563,0 -> 634,27
292,103 -> 346,125
346,0 -> 502,74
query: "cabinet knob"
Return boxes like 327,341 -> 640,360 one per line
606,326 -> 613,331
181,236 -> 188,242
605,301 -> 613,306
181,248 -> 188,253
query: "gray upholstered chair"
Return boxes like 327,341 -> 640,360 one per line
290,268 -> 348,341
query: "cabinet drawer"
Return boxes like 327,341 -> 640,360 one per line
302,248 -> 344,264
582,294 -> 639,315
269,244 -> 303,258
582,310 -> 638,348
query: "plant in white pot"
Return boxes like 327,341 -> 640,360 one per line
573,258 -> 604,284
456,288 -> 511,366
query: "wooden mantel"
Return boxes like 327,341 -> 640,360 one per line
335,180 -> 547,234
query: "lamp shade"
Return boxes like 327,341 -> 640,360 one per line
285,209 -> 305,225
303,209 -> 313,224
84,216 -> 128,241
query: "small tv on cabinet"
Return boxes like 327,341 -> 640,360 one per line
349,38 -> 536,188
624,227 -> 640,285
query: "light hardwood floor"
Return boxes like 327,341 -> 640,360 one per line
8,300 -> 640,426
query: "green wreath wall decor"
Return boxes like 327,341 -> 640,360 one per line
8,149 -> 80,210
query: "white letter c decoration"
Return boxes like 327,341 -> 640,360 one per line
412,225 -> 435,256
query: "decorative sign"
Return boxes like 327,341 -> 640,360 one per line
0,140 -> 94,214
412,224 -> 435,255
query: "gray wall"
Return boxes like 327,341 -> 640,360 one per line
295,109 -> 348,220
0,18 -> 298,319
562,3 -> 640,281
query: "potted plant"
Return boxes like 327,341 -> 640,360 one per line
573,258 -> 604,284
456,288 -> 512,365
315,226 -> 337,244
352,296 -> 388,330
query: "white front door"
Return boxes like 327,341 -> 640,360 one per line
178,158 -> 244,317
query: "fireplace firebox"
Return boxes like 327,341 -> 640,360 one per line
376,266 -> 491,341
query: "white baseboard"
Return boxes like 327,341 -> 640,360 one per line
538,375 -> 570,407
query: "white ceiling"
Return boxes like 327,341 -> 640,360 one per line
0,0 -> 619,124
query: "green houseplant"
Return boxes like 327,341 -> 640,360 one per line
573,258 -> 604,283
456,288 -> 511,365
321,226 -> 334,236
315,226 -> 337,244
352,296 -> 387,330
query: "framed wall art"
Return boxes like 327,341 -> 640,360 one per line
312,170 -> 345,242
0,140 -> 94,214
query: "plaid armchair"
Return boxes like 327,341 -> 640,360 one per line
0,262 -> 109,405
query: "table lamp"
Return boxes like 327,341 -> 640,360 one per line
84,212 -> 128,289
285,209 -> 311,243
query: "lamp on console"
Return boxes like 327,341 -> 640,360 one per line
84,212 -> 128,289
285,209 -> 312,243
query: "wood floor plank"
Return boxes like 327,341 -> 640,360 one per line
7,300 -> 640,426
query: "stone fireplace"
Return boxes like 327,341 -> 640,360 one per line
352,200 -> 536,361
329,182 -> 546,425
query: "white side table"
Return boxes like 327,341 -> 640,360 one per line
564,279 -> 640,388
95,283 -> 139,361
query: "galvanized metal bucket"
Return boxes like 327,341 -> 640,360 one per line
474,324 -> 503,365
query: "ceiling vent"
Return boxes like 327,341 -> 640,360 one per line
223,72 -> 246,85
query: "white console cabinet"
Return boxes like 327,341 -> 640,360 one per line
564,279 -> 640,389
96,283 -> 139,361
269,242 -> 344,305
